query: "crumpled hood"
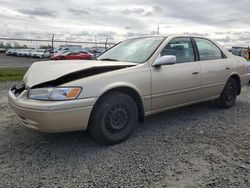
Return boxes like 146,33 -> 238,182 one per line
24,60 -> 138,87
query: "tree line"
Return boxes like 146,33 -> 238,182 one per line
0,41 -> 52,49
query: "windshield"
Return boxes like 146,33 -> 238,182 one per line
97,37 -> 165,63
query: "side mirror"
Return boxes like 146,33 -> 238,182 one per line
153,55 -> 176,67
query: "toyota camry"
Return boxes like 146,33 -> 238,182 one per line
8,35 -> 250,144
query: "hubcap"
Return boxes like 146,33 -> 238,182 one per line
105,105 -> 129,133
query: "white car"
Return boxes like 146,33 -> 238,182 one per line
16,49 -> 31,57
25,49 -> 36,57
31,49 -> 50,58
5,49 -> 16,56
23,49 -> 35,57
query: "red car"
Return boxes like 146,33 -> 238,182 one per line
51,51 -> 94,60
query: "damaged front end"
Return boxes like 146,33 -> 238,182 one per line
10,60 -> 137,102
23,60 -> 138,89
31,65 -> 135,89
10,83 -> 26,97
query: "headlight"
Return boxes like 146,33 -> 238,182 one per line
28,87 -> 82,101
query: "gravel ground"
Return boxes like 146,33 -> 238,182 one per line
0,53 -> 49,68
0,81 -> 250,188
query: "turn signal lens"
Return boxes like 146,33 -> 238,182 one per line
50,87 -> 82,100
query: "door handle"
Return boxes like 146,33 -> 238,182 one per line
192,72 -> 199,75
225,67 -> 230,70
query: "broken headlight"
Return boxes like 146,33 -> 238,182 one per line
28,87 -> 82,101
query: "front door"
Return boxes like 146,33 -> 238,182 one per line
151,37 -> 201,112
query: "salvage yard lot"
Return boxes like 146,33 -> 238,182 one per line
0,81 -> 249,187
0,53 -> 49,68
0,53 -> 47,81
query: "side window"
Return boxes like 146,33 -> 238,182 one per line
194,38 -> 223,61
160,37 -> 195,63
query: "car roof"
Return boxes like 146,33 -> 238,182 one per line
126,34 -> 211,40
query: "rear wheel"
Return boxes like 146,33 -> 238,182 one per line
89,92 -> 138,144
215,78 -> 238,108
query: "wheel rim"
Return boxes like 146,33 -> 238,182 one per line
105,105 -> 129,133
225,82 -> 235,101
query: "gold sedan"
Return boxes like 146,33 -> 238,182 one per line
9,35 -> 250,144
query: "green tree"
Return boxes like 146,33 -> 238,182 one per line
22,44 -> 28,49
39,44 -> 52,49
14,42 -> 20,48
0,41 -> 4,48
5,43 -> 12,48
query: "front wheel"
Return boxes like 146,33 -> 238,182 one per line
215,78 -> 238,108
89,92 -> 138,144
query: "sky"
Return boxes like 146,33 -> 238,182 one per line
0,0 -> 250,47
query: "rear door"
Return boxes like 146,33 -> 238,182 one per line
194,38 -> 230,99
151,37 -> 201,111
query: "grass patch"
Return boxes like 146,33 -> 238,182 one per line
0,68 -> 28,81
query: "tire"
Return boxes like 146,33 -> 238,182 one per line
215,78 -> 238,108
89,92 -> 138,144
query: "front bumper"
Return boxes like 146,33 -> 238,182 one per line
8,86 -> 95,133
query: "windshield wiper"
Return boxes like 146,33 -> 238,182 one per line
99,58 -> 118,61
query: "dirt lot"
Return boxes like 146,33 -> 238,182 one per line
0,53 -> 49,68
0,81 -> 250,188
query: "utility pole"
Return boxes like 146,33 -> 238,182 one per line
105,38 -> 108,50
157,24 -> 160,35
52,34 -> 54,54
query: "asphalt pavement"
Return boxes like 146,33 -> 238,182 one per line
0,53 -> 48,68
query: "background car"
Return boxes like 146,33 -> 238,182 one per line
16,49 -> 30,57
31,49 -> 50,58
53,51 -> 94,60
85,47 -> 106,57
5,49 -> 17,56
50,50 -> 69,60
0,48 -> 7,53
56,46 -> 83,53
26,49 -> 37,57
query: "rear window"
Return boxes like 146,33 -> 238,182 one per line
195,38 -> 223,61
